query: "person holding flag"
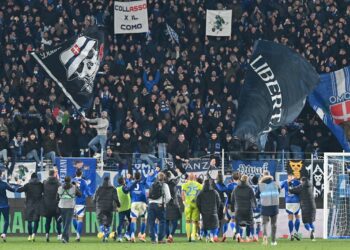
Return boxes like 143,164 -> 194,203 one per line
84,110 -> 109,158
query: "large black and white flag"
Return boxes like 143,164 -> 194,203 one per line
233,40 -> 319,142
31,26 -> 104,111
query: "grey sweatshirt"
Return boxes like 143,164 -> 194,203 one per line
86,118 -> 109,136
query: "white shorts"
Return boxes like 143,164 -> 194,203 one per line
286,203 -> 301,215
74,205 -> 86,218
225,208 -> 235,220
253,212 -> 261,224
131,202 -> 147,218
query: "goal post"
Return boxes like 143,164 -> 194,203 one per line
323,152 -> 350,239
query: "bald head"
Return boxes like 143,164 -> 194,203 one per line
188,173 -> 196,181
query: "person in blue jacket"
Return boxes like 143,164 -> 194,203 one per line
0,168 -> 16,242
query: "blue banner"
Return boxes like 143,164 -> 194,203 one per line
55,157 -> 97,194
232,160 -> 277,178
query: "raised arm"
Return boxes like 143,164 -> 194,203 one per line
289,183 -> 302,194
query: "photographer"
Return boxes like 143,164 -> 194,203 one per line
57,176 -> 81,243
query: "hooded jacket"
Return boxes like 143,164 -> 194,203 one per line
289,179 -> 316,223
17,177 -> 44,221
232,181 -> 256,223
94,179 -> 120,212
43,176 -> 60,215
256,175 -> 280,217
196,180 -> 221,230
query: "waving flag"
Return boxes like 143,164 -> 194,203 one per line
165,23 -> 179,44
308,66 -> 350,151
233,40 -> 319,142
31,26 -> 104,111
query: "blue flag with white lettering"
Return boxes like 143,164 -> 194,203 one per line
233,40 -> 319,142
308,66 -> 350,151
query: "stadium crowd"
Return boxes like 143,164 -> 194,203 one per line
0,0 -> 348,169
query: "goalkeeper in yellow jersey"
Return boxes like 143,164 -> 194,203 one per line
181,173 -> 202,242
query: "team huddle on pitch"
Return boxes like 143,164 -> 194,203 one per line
0,165 -> 316,245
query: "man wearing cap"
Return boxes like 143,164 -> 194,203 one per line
84,111 -> 109,158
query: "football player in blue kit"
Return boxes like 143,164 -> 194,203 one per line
281,174 -> 301,241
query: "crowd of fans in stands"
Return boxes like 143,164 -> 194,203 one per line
0,0 -> 348,167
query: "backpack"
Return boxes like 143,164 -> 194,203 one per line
149,181 -> 163,200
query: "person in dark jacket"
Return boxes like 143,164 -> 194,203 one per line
206,132 -> 221,157
94,176 -> 120,242
0,169 -> 16,241
191,128 -> 208,157
256,171 -> 280,246
138,130 -> 155,168
165,169 -> 181,243
17,172 -> 44,242
289,177 -> 316,241
59,127 -> 76,157
196,178 -> 221,243
42,131 -> 60,164
276,127 -> 290,160
78,127 -> 91,157
43,169 -> 61,242
231,175 -> 257,243
171,133 -> 189,174
0,130 -> 9,165
24,132 -> 41,165
117,131 -> 134,174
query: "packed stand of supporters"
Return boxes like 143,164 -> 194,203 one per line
0,0 -> 348,169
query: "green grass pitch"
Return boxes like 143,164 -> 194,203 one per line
0,237 -> 350,250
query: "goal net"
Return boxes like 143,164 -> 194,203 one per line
323,153 -> 350,239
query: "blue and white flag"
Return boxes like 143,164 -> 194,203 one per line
308,66 -> 350,151
165,23 -> 179,44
